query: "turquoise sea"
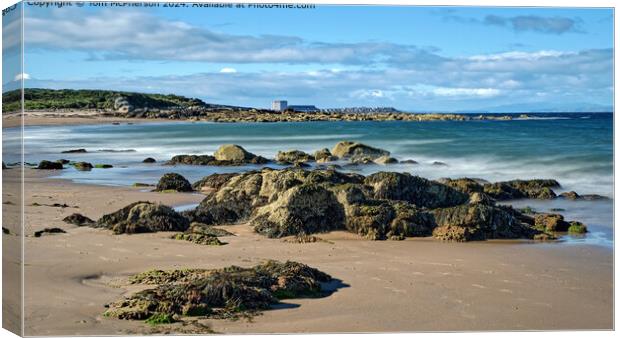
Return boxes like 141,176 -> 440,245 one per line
3,113 -> 613,247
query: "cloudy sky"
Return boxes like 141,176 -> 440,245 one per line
3,4 -> 614,111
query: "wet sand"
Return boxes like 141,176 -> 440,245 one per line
4,168 -> 613,335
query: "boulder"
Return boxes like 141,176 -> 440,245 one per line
276,150 -> 314,163
61,148 -> 87,153
313,148 -> 333,162
62,213 -> 95,226
331,141 -> 389,161
73,162 -> 93,171
94,201 -> 190,234
142,157 -> 156,163
251,184 -> 345,238
155,173 -> 193,192
167,153 -> 269,166
437,178 -> 484,195
214,144 -> 255,162
192,173 -> 238,191
373,156 -> 398,165
533,213 -> 571,232
432,161 -> 448,166
568,221 -> 588,234
34,227 -> 66,237
400,159 -> 418,164
36,160 -> 63,170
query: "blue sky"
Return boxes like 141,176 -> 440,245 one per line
2,3 -> 614,111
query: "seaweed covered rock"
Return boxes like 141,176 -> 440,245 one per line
104,261 -> 332,320
559,191 -> 609,201
192,173 -> 238,192
437,178 -> 485,195
155,173 -> 193,192
251,185 -> 345,238
432,203 -> 537,241
36,160 -> 64,170
94,201 -> 190,234
276,150 -> 314,163
62,213 -> 95,226
373,156 -> 398,165
365,172 -> 469,209
313,148 -> 335,162
167,153 -> 269,166
483,179 -> 560,200
73,162 -> 94,171
331,141 -> 389,161
171,232 -> 224,246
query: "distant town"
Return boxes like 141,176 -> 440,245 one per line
271,100 -> 400,114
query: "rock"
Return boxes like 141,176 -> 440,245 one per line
61,148 -> 87,153
276,150 -> 314,163
282,234 -> 327,244
432,204 -> 536,241
534,213 -> 569,232
432,161 -> 447,166
313,148 -> 333,162
400,159 -> 418,164
57,159 -> 70,164
171,232 -> 224,246
155,173 -> 193,192
559,191 -> 580,200
483,179 -> 560,200
142,157 -> 156,163
36,160 -> 64,170
2,162 -> 6,169
34,227 -> 66,237
214,144 -> 254,162
373,156 -> 398,165
568,221 -> 588,234
192,173 -> 238,191
94,201 -> 190,234
316,156 -> 338,163
580,194 -> 609,201
331,141 -> 389,161
559,191 -> 608,201
437,178 -> 484,195
2,227 -> 9,234
167,153 -> 269,166
364,172 -> 469,209
251,184 -> 345,238
104,261 -> 332,320
62,213 -> 95,226
95,164 -> 113,169
73,162 -> 94,171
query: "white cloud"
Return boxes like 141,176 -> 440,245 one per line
14,73 -> 31,81
432,87 -> 501,98
219,67 -> 237,74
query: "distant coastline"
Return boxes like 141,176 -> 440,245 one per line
3,88 -> 610,125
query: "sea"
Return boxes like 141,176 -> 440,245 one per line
3,112 -> 614,247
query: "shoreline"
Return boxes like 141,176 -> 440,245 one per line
4,168 -> 613,334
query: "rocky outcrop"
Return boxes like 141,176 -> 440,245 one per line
73,162 -> 94,171
373,156 -> 398,165
313,148 -> 335,162
155,173 -> 193,192
61,148 -> 87,153
36,160 -> 64,170
142,157 -> 156,163
276,150 -> 314,163
559,191 -> 609,201
331,141 -> 390,161
94,201 -> 190,234
214,144 -> 255,162
104,261 -> 332,320
167,154 -> 268,166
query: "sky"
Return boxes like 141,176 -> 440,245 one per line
2,3 -> 614,112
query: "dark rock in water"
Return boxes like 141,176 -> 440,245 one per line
568,221 -> 588,234
432,203 -> 536,241
94,201 -> 190,234
483,179 -> 560,200
373,156 -> 398,165
331,141 -> 389,161
34,227 -> 66,237
559,191 -> 608,201
167,153 -> 269,166
192,173 -> 238,191
155,173 -> 193,192
533,213 -> 587,233
364,172 -> 469,209
142,157 -> 156,163
438,178 -> 484,195
57,159 -> 70,164
104,260 -> 332,320
63,213 -> 95,226
36,160 -> 64,170
2,162 -> 6,169
73,162 -> 94,171
291,161 -> 310,168
400,159 -> 418,164
251,184 -> 345,238
61,148 -> 87,153
3,227 -> 10,234
95,164 -> 113,169
432,161 -> 447,166
276,150 -> 314,163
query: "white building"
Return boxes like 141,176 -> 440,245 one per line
272,100 -> 288,111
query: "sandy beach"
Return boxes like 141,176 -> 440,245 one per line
2,167 -> 611,335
